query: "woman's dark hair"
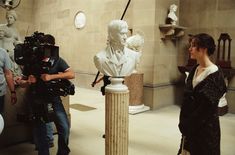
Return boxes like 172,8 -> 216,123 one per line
192,33 -> 216,56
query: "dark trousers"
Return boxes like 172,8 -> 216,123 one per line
35,97 -> 70,155
0,95 -> 5,114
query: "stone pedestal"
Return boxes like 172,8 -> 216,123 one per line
0,87 -> 71,147
0,88 -> 32,148
125,73 -> 150,114
105,77 -> 129,155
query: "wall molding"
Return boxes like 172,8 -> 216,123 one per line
228,87 -> 235,91
144,82 -> 177,88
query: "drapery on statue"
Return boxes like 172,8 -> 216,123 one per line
94,20 -> 140,77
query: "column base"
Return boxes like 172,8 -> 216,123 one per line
129,104 -> 150,115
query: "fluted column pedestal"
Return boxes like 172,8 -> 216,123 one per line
105,77 -> 129,155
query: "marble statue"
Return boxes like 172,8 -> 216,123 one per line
5,10 -> 21,45
167,4 -> 178,25
0,10 -> 22,77
126,33 -> 144,73
94,20 -> 140,77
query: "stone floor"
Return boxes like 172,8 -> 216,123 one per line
0,87 -> 235,155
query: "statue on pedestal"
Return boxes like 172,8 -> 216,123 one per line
167,4 -> 178,25
94,20 -> 139,155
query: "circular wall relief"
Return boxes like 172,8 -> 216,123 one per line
74,11 -> 86,29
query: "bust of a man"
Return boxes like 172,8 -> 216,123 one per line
94,20 -> 140,77
167,4 -> 178,25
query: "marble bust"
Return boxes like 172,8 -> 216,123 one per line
126,33 -> 144,73
167,4 -> 178,25
94,20 -> 140,77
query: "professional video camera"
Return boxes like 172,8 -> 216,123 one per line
14,32 -> 75,123
14,31 -> 75,96
14,31 -> 59,76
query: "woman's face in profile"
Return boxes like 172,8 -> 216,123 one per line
188,39 -> 199,59
7,15 -> 15,25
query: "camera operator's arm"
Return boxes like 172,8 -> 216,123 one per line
41,68 -> 75,82
4,68 -> 17,105
15,75 -> 37,87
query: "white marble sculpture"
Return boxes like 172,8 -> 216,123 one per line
126,33 -> 144,73
0,10 -> 22,77
94,20 -> 140,77
5,10 -> 21,45
167,4 -> 178,25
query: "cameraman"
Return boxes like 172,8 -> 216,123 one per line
16,34 -> 75,155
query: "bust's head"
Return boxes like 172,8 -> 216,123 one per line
126,34 -> 144,52
169,4 -> 177,12
6,10 -> 17,25
108,20 -> 128,48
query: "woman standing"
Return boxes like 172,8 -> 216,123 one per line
178,33 -> 226,155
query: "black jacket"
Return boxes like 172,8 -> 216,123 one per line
178,65 -> 227,155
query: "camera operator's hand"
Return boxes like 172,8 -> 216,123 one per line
28,75 -> 37,84
40,74 -> 52,81
11,92 -> 17,105
15,76 -> 30,87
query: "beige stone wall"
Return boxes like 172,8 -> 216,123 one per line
143,0 -> 180,109
179,0 -> 235,113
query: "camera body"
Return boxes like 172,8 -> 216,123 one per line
14,32 -> 75,123
14,31 -> 59,76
